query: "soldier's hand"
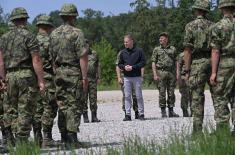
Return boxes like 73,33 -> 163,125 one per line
38,81 -> 46,92
0,79 -> 7,91
82,79 -> 88,92
185,73 -> 189,81
153,75 -> 160,81
210,73 -> 217,86
118,77 -> 123,84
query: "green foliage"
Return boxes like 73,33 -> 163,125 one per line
92,38 -> 116,86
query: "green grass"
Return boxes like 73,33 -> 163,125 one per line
5,128 -> 235,155
106,128 -> 235,155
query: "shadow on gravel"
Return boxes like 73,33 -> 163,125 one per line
144,117 -> 163,120
40,141 -> 123,153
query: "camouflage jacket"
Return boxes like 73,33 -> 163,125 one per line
151,44 -> 177,70
210,15 -> 235,56
0,26 -> 39,70
49,23 -> 86,68
183,15 -> 213,58
87,49 -> 99,80
37,33 -> 53,78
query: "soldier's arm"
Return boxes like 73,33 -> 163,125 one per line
210,48 -> 220,85
116,66 -> 123,84
32,52 -> 45,91
176,60 -> 180,81
0,51 -> 5,80
152,62 -> 159,81
80,53 -> 88,78
151,48 -> 159,81
97,62 -> 101,79
183,47 -> 192,78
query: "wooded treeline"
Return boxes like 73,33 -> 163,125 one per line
0,0 -> 222,86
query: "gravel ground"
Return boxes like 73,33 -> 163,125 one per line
38,89 -> 216,154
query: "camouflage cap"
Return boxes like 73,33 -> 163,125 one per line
218,0 -> 235,9
8,21 -> 15,30
10,7 -> 29,21
59,3 -> 78,16
192,0 -> 210,12
159,32 -> 168,38
36,14 -> 54,27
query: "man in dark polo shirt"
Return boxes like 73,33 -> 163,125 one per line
118,34 -> 146,121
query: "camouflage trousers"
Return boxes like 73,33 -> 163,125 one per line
3,69 -> 37,137
156,70 -> 176,108
211,57 -> 235,127
81,79 -> 98,113
55,66 -> 82,133
188,58 -> 211,132
179,77 -> 191,112
120,83 -> 138,112
33,77 -> 58,133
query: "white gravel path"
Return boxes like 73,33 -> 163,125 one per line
42,90 -> 215,154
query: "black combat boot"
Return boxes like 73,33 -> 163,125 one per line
61,131 -> 68,143
169,107 -> 179,117
182,109 -> 189,117
161,107 -> 167,118
123,115 -> 131,121
33,126 -> 42,146
91,111 -> 101,122
42,131 -> 59,148
83,112 -> 89,123
3,127 -> 15,146
15,134 -> 29,144
66,132 -> 83,149
0,127 -> 9,153
135,111 -> 139,119
138,114 -> 145,121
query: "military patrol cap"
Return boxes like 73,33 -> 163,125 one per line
36,14 -> 54,27
218,0 -> 235,9
192,0 -> 210,12
159,32 -> 168,38
59,3 -> 78,16
10,7 -> 29,21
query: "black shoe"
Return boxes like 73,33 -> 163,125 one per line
42,132 -> 60,148
182,109 -> 189,117
123,115 -> 131,121
161,107 -> 167,118
135,111 -> 139,119
83,112 -> 89,123
91,111 -> 101,122
139,114 -> 145,120
169,107 -> 179,117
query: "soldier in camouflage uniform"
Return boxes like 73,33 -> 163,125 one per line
183,0 -> 213,133
0,21 -> 15,146
82,40 -> 101,123
33,14 -> 58,147
210,0 -> 235,133
116,51 -> 139,119
0,7 -> 45,144
151,32 -> 179,118
49,4 -> 88,145
177,52 -> 191,117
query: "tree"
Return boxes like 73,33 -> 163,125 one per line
92,38 -> 116,85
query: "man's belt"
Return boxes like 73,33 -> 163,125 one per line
157,67 -> 174,72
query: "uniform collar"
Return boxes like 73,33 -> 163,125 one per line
196,15 -> 204,20
160,44 -> 170,49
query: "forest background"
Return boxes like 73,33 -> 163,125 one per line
0,0 -> 221,89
